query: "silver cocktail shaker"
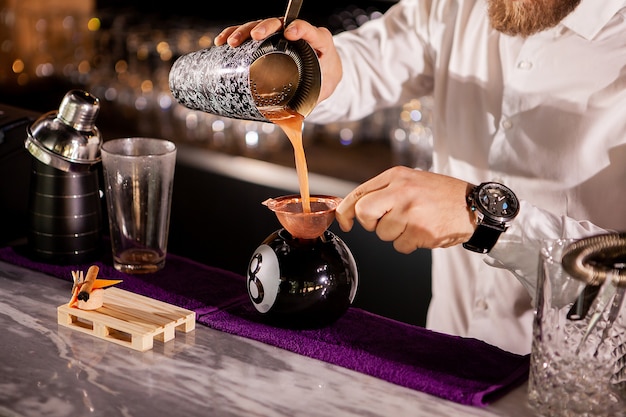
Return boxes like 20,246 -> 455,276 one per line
24,90 -> 103,264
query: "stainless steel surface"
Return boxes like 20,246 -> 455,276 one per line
561,233 -> 626,286
561,233 -> 626,348
249,0 -> 306,111
57,89 -> 100,132
24,89 -> 101,172
284,0 -> 303,28
249,51 -> 301,109
248,34 -> 321,118
24,90 -> 104,264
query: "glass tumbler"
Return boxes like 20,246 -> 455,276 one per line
101,138 -> 176,274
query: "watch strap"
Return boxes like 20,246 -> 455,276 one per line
462,222 -> 504,254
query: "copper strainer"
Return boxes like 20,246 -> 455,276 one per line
263,195 -> 342,240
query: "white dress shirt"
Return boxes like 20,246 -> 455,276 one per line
307,0 -> 626,354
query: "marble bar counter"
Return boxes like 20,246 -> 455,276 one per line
0,260 -> 539,417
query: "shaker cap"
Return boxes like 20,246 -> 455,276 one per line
25,89 -> 102,172
58,89 -> 100,132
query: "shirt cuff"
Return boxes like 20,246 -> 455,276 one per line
485,200 -> 610,304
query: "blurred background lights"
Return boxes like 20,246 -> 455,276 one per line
339,127 -> 354,146
87,17 -> 100,31
245,130 -> 259,148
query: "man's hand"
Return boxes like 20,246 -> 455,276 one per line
214,18 -> 342,103
336,166 -> 476,254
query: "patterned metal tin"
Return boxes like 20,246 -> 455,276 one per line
168,34 -> 321,122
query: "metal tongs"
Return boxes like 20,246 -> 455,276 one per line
562,234 -> 626,355
573,271 -> 625,355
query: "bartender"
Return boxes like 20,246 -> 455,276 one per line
215,0 -> 626,354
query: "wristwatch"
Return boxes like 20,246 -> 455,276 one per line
462,182 -> 519,254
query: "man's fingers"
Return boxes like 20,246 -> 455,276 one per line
336,171 -> 395,232
249,18 -> 284,41
373,207 -> 406,242
335,201 -> 355,232
214,26 -> 239,46
353,192 -> 393,232
214,18 -> 284,47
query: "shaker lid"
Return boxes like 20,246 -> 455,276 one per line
25,89 -> 102,172
58,89 -> 100,132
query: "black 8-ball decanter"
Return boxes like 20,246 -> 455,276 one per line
246,195 -> 358,329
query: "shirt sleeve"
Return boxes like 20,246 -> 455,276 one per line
307,0 -> 436,124
485,200 -> 611,304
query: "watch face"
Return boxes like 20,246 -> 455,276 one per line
476,183 -> 519,222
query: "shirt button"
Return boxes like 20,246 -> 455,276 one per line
501,119 -> 513,130
475,299 -> 489,310
517,60 -> 533,70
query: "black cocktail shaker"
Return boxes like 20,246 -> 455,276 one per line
24,90 -> 103,264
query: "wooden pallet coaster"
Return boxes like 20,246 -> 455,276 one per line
57,287 -> 196,352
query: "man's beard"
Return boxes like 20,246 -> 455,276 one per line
488,0 -> 581,37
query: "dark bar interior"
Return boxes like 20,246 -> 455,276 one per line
0,0 -> 433,326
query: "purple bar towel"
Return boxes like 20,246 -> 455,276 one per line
0,245 -> 529,406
